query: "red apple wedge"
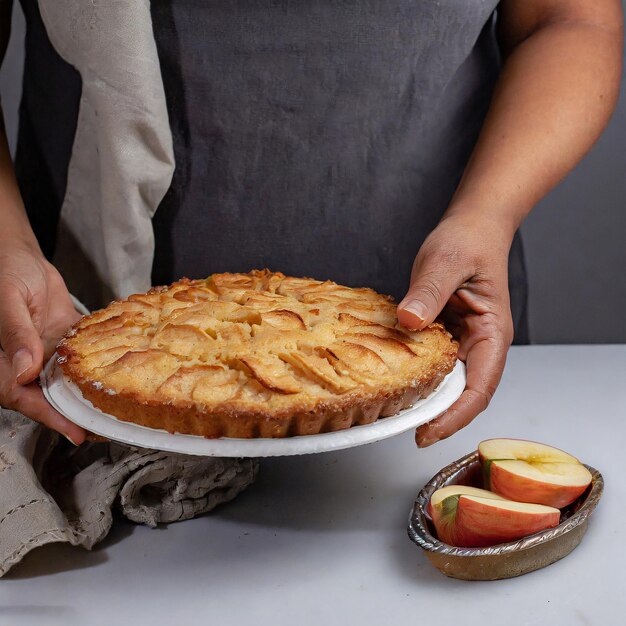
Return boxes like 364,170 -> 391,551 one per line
427,485 -> 561,548
479,439 -> 592,509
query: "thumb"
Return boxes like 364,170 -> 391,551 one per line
0,285 -> 44,384
397,258 -> 461,331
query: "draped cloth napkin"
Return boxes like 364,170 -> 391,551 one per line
0,408 -> 259,577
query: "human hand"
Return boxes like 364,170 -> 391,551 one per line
0,241 -> 86,444
397,213 -> 515,447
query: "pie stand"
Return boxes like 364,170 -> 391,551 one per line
42,356 -> 465,457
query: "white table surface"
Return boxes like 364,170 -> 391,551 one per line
1,345 -> 625,626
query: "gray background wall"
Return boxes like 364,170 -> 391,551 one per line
1,5 -> 624,344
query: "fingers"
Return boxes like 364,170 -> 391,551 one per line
0,352 -> 86,445
414,390 -> 489,448
42,307 -> 82,361
397,255 -> 464,331
415,332 -> 508,447
0,283 -> 44,384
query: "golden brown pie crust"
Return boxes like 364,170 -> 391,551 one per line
57,270 -> 457,438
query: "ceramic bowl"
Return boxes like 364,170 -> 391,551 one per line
407,450 -> 603,580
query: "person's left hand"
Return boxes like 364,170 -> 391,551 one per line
397,212 -> 516,447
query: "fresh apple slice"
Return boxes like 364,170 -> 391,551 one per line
479,438 -> 581,465
427,485 -> 560,548
479,439 -> 592,509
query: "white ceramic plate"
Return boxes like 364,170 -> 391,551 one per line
41,356 -> 465,457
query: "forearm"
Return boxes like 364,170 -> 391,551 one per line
0,115 -> 39,250
0,0 -> 39,251
445,3 -> 623,237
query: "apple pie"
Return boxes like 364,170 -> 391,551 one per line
57,270 -> 457,438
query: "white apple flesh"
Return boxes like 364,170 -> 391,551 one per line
427,485 -> 561,548
479,439 -> 592,508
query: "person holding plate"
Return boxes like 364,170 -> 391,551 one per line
0,0 -> 622,446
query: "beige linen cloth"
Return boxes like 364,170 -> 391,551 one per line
0,408 -> 258,577
0,2 -> 259,577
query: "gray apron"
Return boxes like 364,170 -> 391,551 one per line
15,0 -> 528,342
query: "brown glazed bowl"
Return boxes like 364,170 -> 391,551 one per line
407,450 -> 603,581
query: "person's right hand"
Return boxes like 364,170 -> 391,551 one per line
0,242 -> 86,444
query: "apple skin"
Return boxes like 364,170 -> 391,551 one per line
479,439 -> 592,509
488,460 -> 591,509
427,486 -> 561,548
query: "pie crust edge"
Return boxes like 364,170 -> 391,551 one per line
64,348 -> 454,438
